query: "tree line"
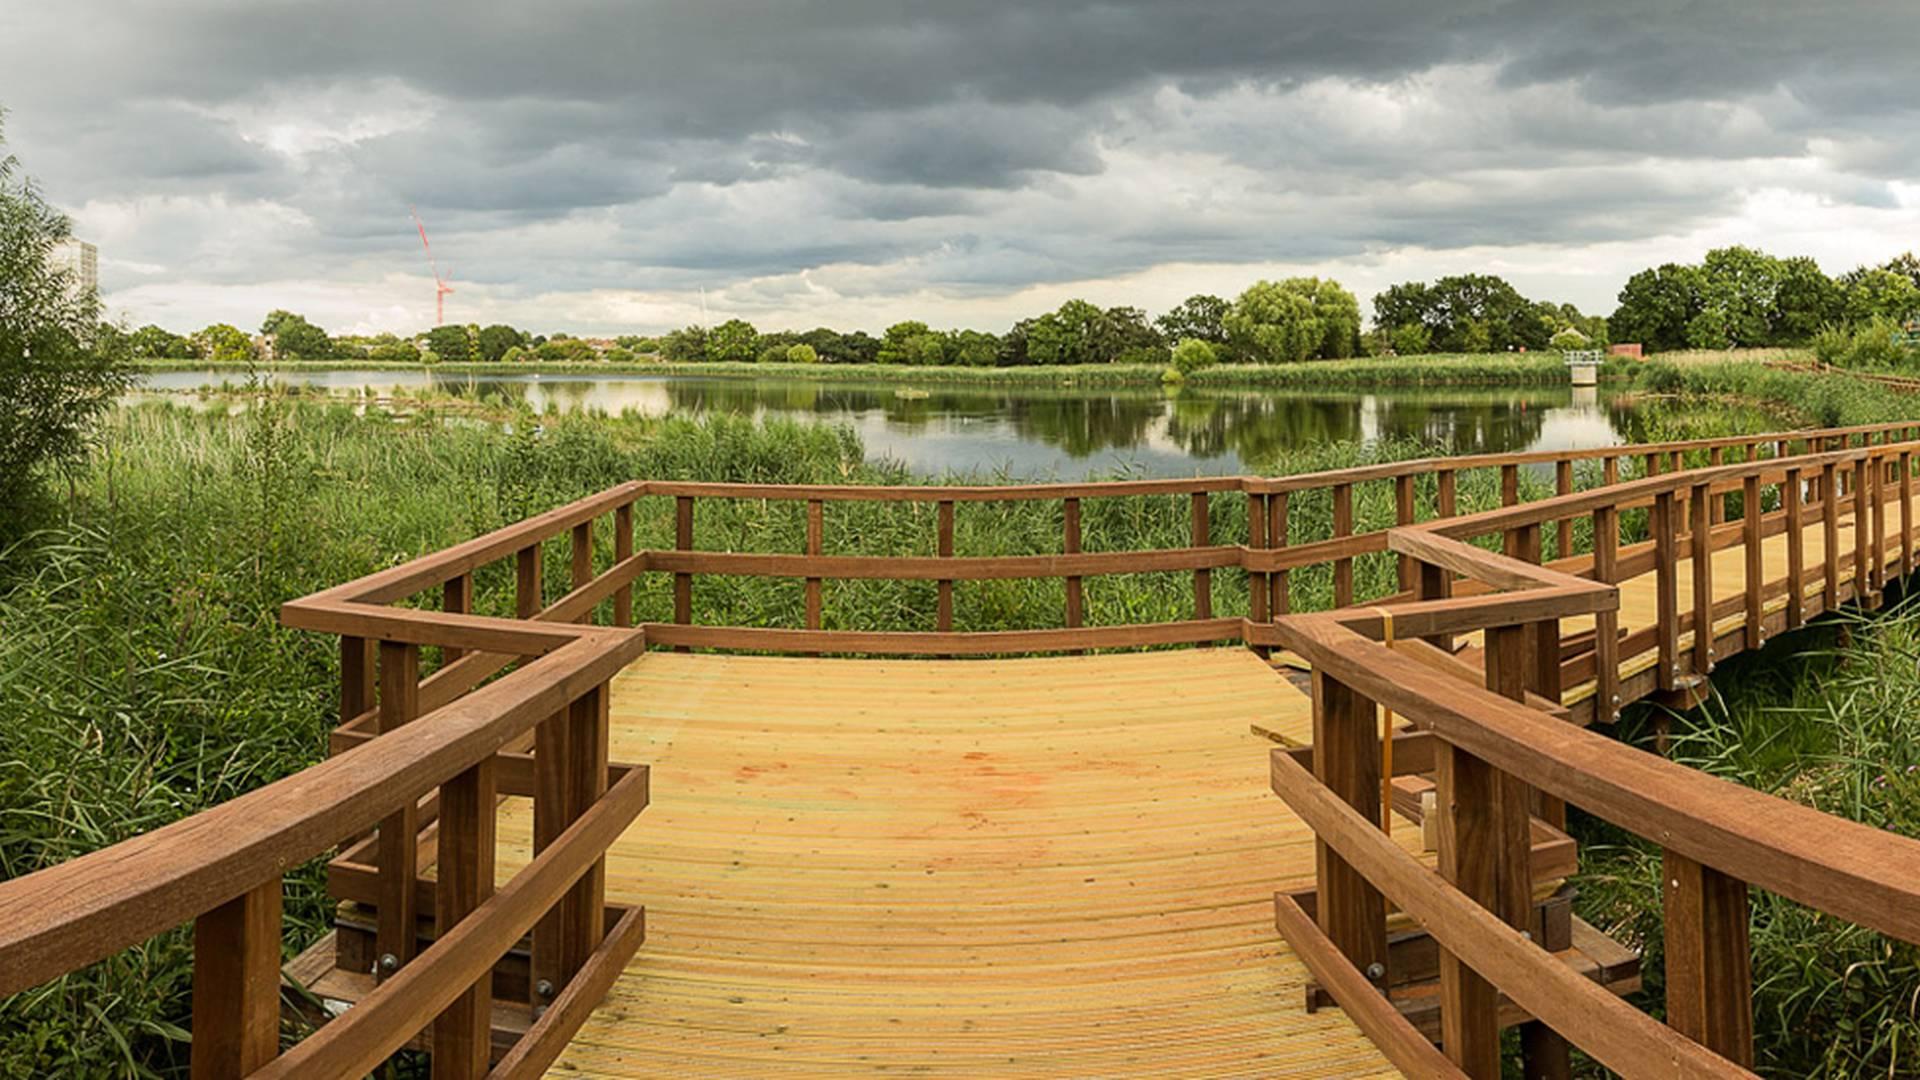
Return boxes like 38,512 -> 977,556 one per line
115,248 -> 1920,371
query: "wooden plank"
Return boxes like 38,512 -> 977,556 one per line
1272,895 -> 1467,1079
377,639 -> 421,976
190,878 -> 282,1079
1312,671 -> 1388,989
433,755 -> 498,1079
487,905 -> 647,1080
1663,850 -> 1754,1068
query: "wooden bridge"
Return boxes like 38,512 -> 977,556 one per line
6,421 -> 1920,1078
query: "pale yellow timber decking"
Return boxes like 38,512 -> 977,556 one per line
493,647 -> 1396,1078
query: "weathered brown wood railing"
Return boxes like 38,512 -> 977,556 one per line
1267,438 -> 1920,1078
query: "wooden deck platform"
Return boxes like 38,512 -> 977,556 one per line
494,647 -> 1400,1078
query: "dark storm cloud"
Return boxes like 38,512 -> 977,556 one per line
0,0 -> 1915,322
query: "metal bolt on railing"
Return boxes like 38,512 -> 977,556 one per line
378,953 -> 398,973
536,978 -> 556,999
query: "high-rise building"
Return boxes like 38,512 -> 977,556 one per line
51,238 -> 98,299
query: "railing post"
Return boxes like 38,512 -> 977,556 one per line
1903,450 -> 1915,580
1245,492 -> 1266,627
433,752 -> 497,1079
1500,463 -> 1518,508
1438,623 -> 1533,1078
442,575 -> 472,664
571,519 -> 594,623
1602,454 -> 1619,488
376,640 -> 420,977
1311,670 -> 1387,992
533,683 -> 610,1014
1662,850 -> 1754,1067
1822,462 -> 1841,613
1854,458 -> 1872,604
1332,483 -> 1353,607
1593,505 -> 1620,722
1269,492 -> 1290,617
1743,475 -> 1763,652
1395,474 -> 1416,591
341,635 -> 375,725
1690,483 -> 1713,675
1871,451 -> 1888,593
516,544 -> 543,620
1417,560 -> 1453,654
1065,496 -> 1085,631
805,499 -> 824,632
1437,469 -> 1457,518
1554,459 -> 1574,560
936,499 -> 955,632
614,501 -> 634,628
674,496 -> 694,651
1708,446 -> 1725,524
1785,467 -> 1805,629
191,878 -> 282,1079
1192,490 -> 1212,619
1654,490 -> 1680,691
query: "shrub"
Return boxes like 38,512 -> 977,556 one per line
1549,326 -> 1591,351
786,343 -> 819,364
1390,323 -> 1432,356
1170,337 -> 1218,377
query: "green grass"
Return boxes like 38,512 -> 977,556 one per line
1626,360 -> 1920,428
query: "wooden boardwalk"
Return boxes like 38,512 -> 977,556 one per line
496,648 -> 1399,1077
506,489 -> 1917,1078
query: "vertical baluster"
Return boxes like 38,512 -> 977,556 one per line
1743,475 -> 1763,651
1437,623 -> 1532,1078
1437,469 -> 1457,518
1645,451 -> 1661,479
613,501 -> 634,628
1655,490 -> 1680,691
1065,497 -> 1085,652
191,878 -> 283,1080
1417,559 -> 1453,654
433,752 -> 497,1080
563,686 -> 610,978
1593,505 -> 1620,722
674,496 -> 693,651
936,500 -> 955,632
1785,467 -> 1805,628
1191,490 -> 1212,619
1854,458 -> 1873,604
1332,483 -> 1353,608
442,575 -> 471,664
805,499 -> 823,632
1690,483 -> 1713,675
570,518 -> 593,622
1872,451 -> 1888,592
1554,459 -> 1574,560
1246,492 -> 1266,627
1822,462 -> 1841,613
1311,671 -> 1387,997
341,635 -> 375,727
1902,450 -> 1914,579
1663,851 -> 1754,1067
1708,446 -> 1726,524
1269,492 -> 1290,617
1500,463 -> 1518,508
1395,474 -> 1415,591
517,543 -> 542,619
1602,454 -> 1619,488
376,640 -> 419,976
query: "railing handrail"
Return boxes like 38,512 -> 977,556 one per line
0,626 -> 645,997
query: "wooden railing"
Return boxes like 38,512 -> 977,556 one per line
4,418 -> 1920,1077
1267,436 -> 1920,1077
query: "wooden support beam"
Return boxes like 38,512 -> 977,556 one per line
516,544 -> 542,620
1555,459 -> 1574,560
376,640 -> 420,976
1396,474 -> 1417,591
441,575 -> 471,664
1690,484 -> 1713,675
613,502 -> 633,628
674,496 -> 693,650
1743,475 -> 1763,651
1662,850 -> 1754,1068
1654,491 -> 1679,692
1269,492 -> 1290,616
1592,505 -> 1620,723
805,500 -> 823,632
1784,468 -> 1804,629
433,755 -> 497,1079
191,878 -> 282,1079
1333,484 -> 1354,608
937,500 -> 955,632
1311,671 -> 1387,991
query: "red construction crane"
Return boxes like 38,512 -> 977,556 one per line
411,207 -> 454,326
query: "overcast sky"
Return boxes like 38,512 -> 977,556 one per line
2,1 -> 1916,337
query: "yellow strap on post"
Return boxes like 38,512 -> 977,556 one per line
1371,606 -> 1395,835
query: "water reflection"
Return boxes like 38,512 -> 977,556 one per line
139,367 -> 1649,478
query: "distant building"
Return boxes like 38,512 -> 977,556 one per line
51,238 -> 99,299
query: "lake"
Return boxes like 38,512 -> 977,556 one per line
139,367 -> 1669,479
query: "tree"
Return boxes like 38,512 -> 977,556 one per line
1371,282 -> 1436,343
1389,323 -> 1432,356
196,323 -> 257,364
1609,264 -> 1706,351
1771,257 -> 1841,342
130,324 -> 195,359
661,325 -> 709,362
1155,295 -> 1230,346
1840,268 -> 1920,325
476,323 -> 526,363
535,337 -> 597,363
0,116 -> 136,508
261,310 -> 332,360
705,318 -> 758,363
1224,278 -> 1358,363
1169,337 -> 1218,377
786,343 -> 819,364
1690,246 -> 1782,348
877,321 -> 933,364
943,329 -> 999,367
366,334 -> 419,364
424,324 -> 472,364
